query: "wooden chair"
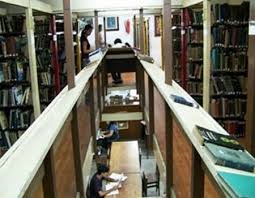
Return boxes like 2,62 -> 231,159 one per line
142,165 -> 160,196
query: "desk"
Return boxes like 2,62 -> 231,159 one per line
109,141 -> 140,173
106,173 -> 142,198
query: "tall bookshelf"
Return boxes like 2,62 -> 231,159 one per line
0,15 -> 34,152
210,1 -> 249,138
182,7 -> 203,105
172,11 -> 182,84
34,16 -> 56,111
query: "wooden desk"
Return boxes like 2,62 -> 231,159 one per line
109,141 -> 140,173
106,173 -> 142,198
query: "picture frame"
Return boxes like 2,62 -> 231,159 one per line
154,15 -> 161,37
106,17 -> 119,31
117,121 -> 129,130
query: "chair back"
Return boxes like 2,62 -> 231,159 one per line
142,172 -> 148,196
156,164 -> 160,182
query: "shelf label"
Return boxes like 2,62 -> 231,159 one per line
249,21 -> 255,35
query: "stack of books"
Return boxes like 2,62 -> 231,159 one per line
193,125 -> 255,172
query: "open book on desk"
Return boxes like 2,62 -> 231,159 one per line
109,173 -> 128,182
106,182 -> 120,196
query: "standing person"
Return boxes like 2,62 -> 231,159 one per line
111,38 -> 124,83
98,24 -> 105,48
81,24 -> 93,67
89,164 -> 120,198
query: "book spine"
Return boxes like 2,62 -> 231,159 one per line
217,159 -> 254,172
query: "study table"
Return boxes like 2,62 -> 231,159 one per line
109,141 -> 140,173
107,141 -> 142,197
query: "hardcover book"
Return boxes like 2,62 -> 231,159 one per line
193,125 -> 243,150
218,171 -> 255,198
205,142 -> 255,172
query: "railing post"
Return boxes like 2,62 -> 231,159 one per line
89,77 -> 97,151
163,0 -> 173,85
95,10 -> 99,49
191,146 -> 204,198
247,0 -> 255,155
103,17 -> 107,46
165,102 -> 173,198
43,148 -> 57,198
97,69 -> 102,115
71,105 -> 85,198
139,8 -> 145,54
148,77 -> 154,150
63,0 -> 75,89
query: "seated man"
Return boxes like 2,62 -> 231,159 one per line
90,164 -> 119,198
111,38 -> 123,84
100,121 -> 120,149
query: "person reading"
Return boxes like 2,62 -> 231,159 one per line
89,164 -> 120,198
99,121 -> 120,149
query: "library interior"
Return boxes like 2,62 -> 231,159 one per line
0,0 -> 255,197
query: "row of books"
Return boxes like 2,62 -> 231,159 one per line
188,47 -> 203,60
0,87 -> 31,107
172,14 -> 181,26
188,29 -> 203,43
0,16 -> 25,33
38,72 -> 53,86
186,9 -> 203,25
211,2 -> 249,24
187,82 -> 203,95
35,35 -> 51,50
218,120 -> 245,138
0,60 -> 29,82
0,36 -> 27,57
34,20 -> 50,34
188,63 -> 202,80
39,88 -> 55,103
210,98 -> 246,118
0,130 -> 24,149
212,26 -> 248,47
211,48 -> 248,71
194,125 -> 255,173
212,76 -> 246,95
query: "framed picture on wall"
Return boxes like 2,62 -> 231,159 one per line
117,121 -> 129,130
154,15 -> 161,36
106,17 -> 119,31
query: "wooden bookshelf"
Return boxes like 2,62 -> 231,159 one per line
209,1 -> 249,138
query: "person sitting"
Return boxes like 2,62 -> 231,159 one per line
99,121 -> 119,149
111,38 -> 123,84
89,164 -> 120,198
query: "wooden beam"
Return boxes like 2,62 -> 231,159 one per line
139,9 -> 145,54
133,15 -> 137,47
89,78 -> 97,151
0,0 -> 29,8
191,146 -> 204,198
31,0 -> 53,13
148,77 -> 154,150
247,0 -> 255,155
25,7 -> 41,118
182,0 -> 203,8
97,70 -> 102,115
163,0 -> 172,85
165,102 -> 173,198
43,148 -> 57,198
103,17 -> 107,46
63,0 -> 76,89
50,15 -> 61,94
71,105 -> 85,198
95,10 -> 99,49
202,0 -> 211,111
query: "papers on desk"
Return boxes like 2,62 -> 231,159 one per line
106,182 -> 120,196
109,173 -> 128,182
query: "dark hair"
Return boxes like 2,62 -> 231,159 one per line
84,24 -> 93,31
114,38 -> 122,44
97,164 -> 109,175
98,24 -> 102,32
125,42 -> 131,47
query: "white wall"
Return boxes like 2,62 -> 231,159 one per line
148,15 -> 162,66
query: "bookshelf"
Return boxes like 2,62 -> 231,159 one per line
34,16 -> 56,111
210,1 -> 249,138
183,6 -> 203,105
172,10 -> 181,85
0,15 -> 34,151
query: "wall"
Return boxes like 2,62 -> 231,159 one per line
147,15 -> 162,66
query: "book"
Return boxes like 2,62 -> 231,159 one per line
170,94 -> 199,108
205,142 -> 255,172
218,171 -> 255,198
193,125 -> 243,150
